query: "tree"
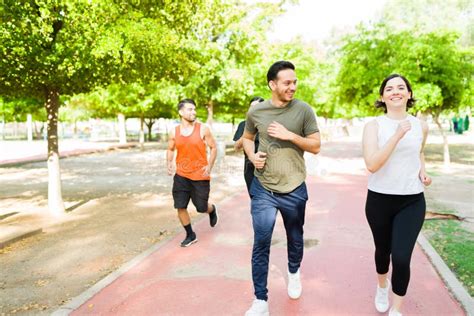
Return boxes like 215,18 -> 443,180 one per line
0,0 -> 205,215
140,80 -> 181,141
0,97 -> 44,123
60,94 -> 94,139
84,79 -> 181,145
0,96 -> 45,140
183,0 -> 288,123
336,25 -> 473,166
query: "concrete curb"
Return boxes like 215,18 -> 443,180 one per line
0,228 -> 43,249
51,225 -> 182,316
417,233 -> 474,315
51,191 -> 241,315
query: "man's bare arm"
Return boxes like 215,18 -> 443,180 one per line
234,137 -> 244,151
166,129 -> 176,175
203,125 -> 217,173
242,130 -> 267,169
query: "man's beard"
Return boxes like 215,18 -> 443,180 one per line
183,116 -> 196,123
278,91 -> 294,103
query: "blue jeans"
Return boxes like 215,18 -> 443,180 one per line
249,177 -> 308,301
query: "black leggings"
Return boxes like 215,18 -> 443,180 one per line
365,190 -> 426,296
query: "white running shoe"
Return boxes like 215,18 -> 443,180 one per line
388,307 -> 402,316
245,299 -> 269,316
375,279 -> 390,312
287,269 -> 302,299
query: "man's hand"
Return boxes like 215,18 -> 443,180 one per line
234,138 -> 244,151
267,121 -> 294,141
167,163 -> 174,176
202,165 -> 212,177
251,151 -> 267,169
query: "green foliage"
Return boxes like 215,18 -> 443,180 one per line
260,39 -> 330,115
0,0 -> 206,109
0,0 -> 302,122
1,0 -> 116,98
59,93 -> 93,123
0,96 -> 44,122
182,0 -> 286,120
1,0 -> 471,124
335,25 -> 473,118
411,83 -> 443,113
82,80 -> 181,120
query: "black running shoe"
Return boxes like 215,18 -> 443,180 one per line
180,232 -> 197,247
209,204 -> 219,227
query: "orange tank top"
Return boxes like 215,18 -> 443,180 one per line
175,123 -> 210,181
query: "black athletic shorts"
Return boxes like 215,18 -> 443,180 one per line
172,174 -> 210,213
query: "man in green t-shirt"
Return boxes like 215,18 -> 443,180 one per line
242,60 -> 321,316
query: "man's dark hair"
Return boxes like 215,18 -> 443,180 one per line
266,60 -> 295,83
178,98 -> 196,111
249,96 -> 264,106
375,74 -> 416,113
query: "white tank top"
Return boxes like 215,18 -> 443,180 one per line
368,114 -> 424,195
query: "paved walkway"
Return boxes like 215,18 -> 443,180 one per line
0,140 -> 139,166
0,139 -> 142,248
55,173 -> 464,315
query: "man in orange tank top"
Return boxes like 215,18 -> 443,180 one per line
167,98 -> 219,247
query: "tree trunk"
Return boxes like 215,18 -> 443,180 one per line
139,116 -> 145,150
27,114 -> 33,142
433,113 -> 451,168
13,121 -> 18,138
0,116 -> 4,140
206,100 -> 214,126
42,122 -> 47,140
118,113 -> 127,144
145,118 -> 155,142
164,120 -> 170,142
33,121 -> 40,139
73,120 -> 78,139
45,87 -> 65,215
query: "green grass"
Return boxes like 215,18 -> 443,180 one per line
423,219 -> 474,296
422,137 -> 473,296
427,171 -> 441,177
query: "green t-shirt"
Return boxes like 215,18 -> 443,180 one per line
245,99 -> 319,193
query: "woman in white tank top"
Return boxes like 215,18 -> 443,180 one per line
362,74 -> 431,316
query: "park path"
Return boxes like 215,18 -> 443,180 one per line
0,139 -> 138,166
56,171 -> 464,315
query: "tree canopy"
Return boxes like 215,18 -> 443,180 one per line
335,25 -> 473,118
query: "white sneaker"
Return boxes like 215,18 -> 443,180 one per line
287,269 -> 302,299
388,307 -> 402,316
374,279 -> 390,312
245,299 -> 269,316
